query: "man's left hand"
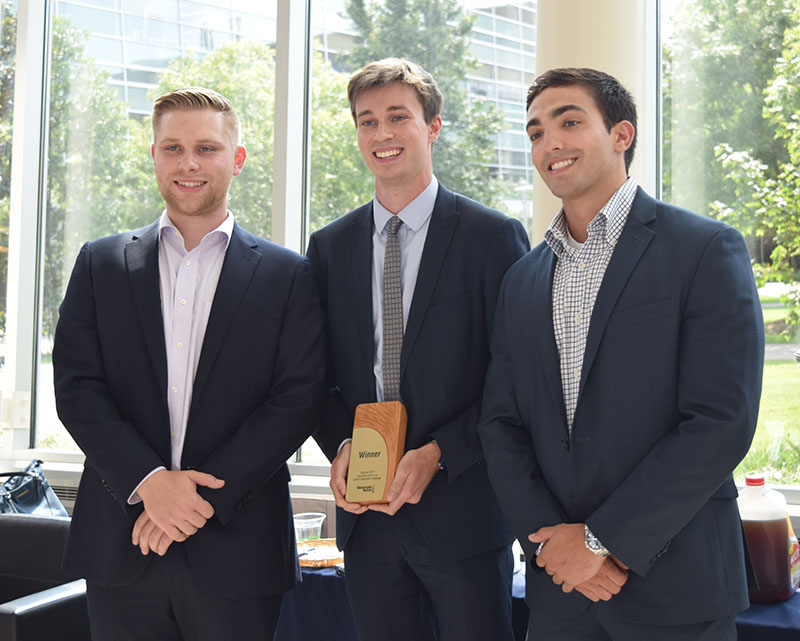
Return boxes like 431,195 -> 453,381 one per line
131,511 -> 184,556
368,441 -> 441,516
530,523 -> 614,591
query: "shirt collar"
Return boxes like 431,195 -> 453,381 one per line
373,176 -> 439,234
545,177 -> 637,257
158,210 -> 235,251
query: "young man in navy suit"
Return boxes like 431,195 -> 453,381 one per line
307,59 -> 529,641
478,68 -> 764,640
53,87 -> 325,640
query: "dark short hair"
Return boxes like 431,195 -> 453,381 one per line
347,58 -> 443,125
527,68 -> 637,171
152,87 -> 240,148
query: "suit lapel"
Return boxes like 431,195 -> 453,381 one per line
400,187 -> 458,380
350,204 -> 378,403
192,224 -> 261,399
531,247 -> 569,433
579,189 -> 656,396
125,222 -> 167,395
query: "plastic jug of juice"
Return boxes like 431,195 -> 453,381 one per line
738,474 -> 796,603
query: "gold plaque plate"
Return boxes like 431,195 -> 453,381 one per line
345,401 -> 407,504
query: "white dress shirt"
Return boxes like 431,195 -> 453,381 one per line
127,211 -> 233,502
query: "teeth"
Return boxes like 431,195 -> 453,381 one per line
177,181 -> 204,188
550,158 -> 575,171
375,149 -> 401,159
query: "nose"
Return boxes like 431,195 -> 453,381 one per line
541,128 -> 563,152
178,152 -> 200,171
375,120 -> 393,141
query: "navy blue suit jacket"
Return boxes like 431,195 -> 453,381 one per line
478,188 -> 764,624
53,221 -> 325,599
307,185 -> 530,560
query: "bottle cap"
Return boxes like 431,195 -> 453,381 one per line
745,474 -> 766,487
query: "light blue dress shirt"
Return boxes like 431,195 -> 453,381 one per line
371,177 -> 439,402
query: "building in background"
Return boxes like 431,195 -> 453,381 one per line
55,0 -> 535,184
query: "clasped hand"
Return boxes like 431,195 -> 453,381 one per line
131,469 -> 224,556
529,523 -> 629,602
330,441 -> 441,516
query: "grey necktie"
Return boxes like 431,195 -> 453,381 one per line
382,216 -> 403,402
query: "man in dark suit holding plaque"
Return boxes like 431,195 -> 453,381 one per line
307,58 -> 529,641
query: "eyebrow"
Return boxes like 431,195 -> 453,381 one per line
356,105 -> 409,120
526,104 -> 588,130
158,137 -> 224,145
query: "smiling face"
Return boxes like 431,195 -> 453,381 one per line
354,82 -> 442,204
526,84 -> 632,215
151,108 -> 246,225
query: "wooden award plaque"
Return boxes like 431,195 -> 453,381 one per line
345,401 -> 407,504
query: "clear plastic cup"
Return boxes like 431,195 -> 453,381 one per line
293,512 -> 326,542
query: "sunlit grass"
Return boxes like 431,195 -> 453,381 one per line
736,361 -> 800,484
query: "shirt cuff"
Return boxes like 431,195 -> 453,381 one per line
127,466 -> 166,505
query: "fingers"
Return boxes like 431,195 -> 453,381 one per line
329,473 -> 367,514
187,470 -> 225,490
528,526 -> 554,544
131,511 -> 150,546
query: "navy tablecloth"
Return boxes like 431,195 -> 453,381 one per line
276,566 -> 800,641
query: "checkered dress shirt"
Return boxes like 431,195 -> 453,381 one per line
545,178 -> 637,435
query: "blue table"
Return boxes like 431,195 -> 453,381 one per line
737,591 -> 800,641
276,566 -> 800,641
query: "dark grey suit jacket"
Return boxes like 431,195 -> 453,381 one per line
308,184 -> 530,559
479,188 -> 764,624
54,221 -> 325,599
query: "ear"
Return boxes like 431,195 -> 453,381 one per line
150,144 -> 155,160
428,114 -> 443,144
613,120 -> 635,153
232,145 -> 247,176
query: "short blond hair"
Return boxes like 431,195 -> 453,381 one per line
152,87 -> 241,148
347,58 -> 443,125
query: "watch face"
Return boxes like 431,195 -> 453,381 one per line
585,527 -> 609,556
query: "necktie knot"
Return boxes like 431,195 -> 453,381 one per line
386,215 -> 403,235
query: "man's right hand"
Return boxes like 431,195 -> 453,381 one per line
574,557 -> 629,602
330,441 -> 368,514
136,469 -> 225,541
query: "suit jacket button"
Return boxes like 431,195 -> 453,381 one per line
562,439 -> 570,451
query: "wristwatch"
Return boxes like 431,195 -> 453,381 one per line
584,524 -> 610,557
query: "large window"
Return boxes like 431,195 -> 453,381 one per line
2,0 -> 539,467
28,1 -> 278,451
5,1 -> 797,497
662,0 -> 800,484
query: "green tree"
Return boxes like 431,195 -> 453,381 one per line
662,0 -> 794,230
309,54 -> 373,231
41,16 -> 153,338
341,0 -> 515,210
714,2 -> 800,329
0,0 -> 16,336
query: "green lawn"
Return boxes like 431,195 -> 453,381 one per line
736,360 -> 800,484
763,307 -> 790,323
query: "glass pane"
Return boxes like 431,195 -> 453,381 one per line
124,15 -> 181,46
38,1 -> 278,450
0,0 -> 16,351
303,0 -> 537,462
662,0 -> 800,483
57,2 -> 122,36
122,0 -> 179,21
